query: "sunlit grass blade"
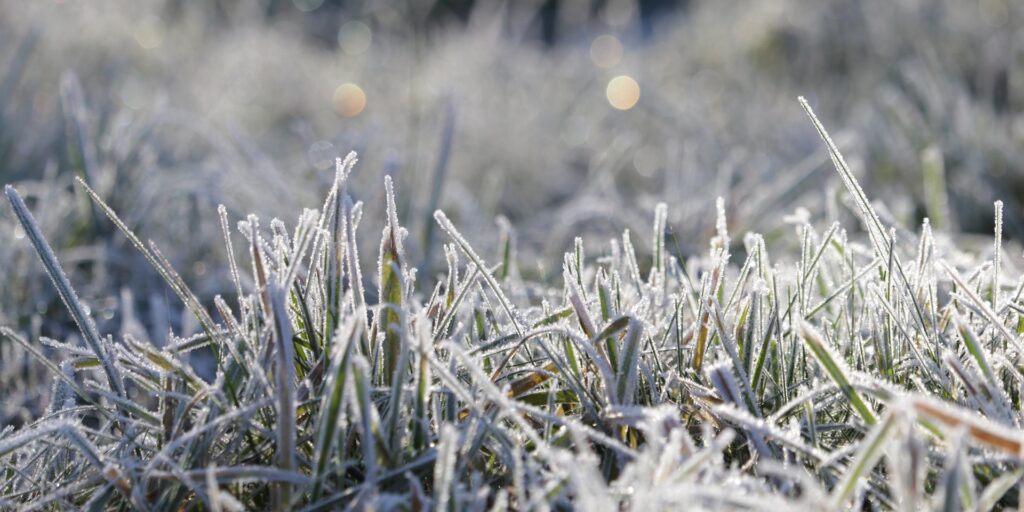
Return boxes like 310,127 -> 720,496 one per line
4,186 -> 125,399
829,410 -> 897,507
798,319 -> 876,425
378,176 -> 406,385
76,178 -> 222,342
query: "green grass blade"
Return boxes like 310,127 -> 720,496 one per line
798,320 -> 876,425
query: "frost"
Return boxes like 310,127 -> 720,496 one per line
4,99 -> 1024,510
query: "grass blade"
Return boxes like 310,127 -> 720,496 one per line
4,186 -> 125,398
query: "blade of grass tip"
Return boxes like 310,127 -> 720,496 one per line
278,211 -> 319,303
800,222 -> 839,291
565,266 -> 616,379
270,284 -> 297,510
344,196 -> 367,312
829,410 -> 898,508
324,192 -> 347,342
565,265 -> 597,339
379,175 -> 407,385
4,186 -> 125,399
804,400 -> 818,449
799,97 -> 931,337
218,205 -> 245,308
798,97 -> 887,253
573,237 -> 586,299
914,218 -> 931,294
707,363 -> 745,412
692,271 -> 715,373
950,311 -> 996,386
245,214 -> 272,319
597,276 -> 621,370
650,203 -> 667,289
942,261 -> 1024,358
621,230 -> 644,291
312,153 -> 356,339
712,196 -> 730,251
434,210 -> 524,341
444,244 -> 459,306
724,245 -> 755,313
77,177 -> 221,342
309,153 -> 356,273
797,319 -> 876,425
993,200 -> 1003,310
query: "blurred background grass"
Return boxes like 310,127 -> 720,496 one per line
0,0 -> 1021,422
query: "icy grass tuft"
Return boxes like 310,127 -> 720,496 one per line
3,103 -> 1024,509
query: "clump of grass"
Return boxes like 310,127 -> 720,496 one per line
3,100 -> 1024,510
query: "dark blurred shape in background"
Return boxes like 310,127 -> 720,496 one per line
163,0 -> 690,45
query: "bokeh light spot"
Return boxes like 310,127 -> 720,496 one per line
338,21 -> 372,55
333,83 -> 366,117
590,35 -> 623,68
606,75 -> 640,110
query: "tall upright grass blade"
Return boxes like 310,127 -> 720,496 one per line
270,284 -> 297,510
378,176 -> 406,385
4,186 -> 125,399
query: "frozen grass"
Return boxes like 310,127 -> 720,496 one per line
2,0 -> 1022,378
2,101 -> 1024,510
